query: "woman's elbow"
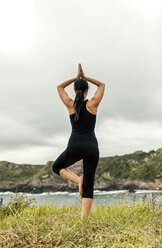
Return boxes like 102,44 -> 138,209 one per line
99,82 -> 105,87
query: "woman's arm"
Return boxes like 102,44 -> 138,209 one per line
57,76 -> 78,89
79,64 -> 105,106
57,76 -> 78,108
84,76 -> 105,87
57,64 -> 81,107
86,76 -> 105,107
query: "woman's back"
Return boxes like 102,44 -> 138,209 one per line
67,99 -> 99,150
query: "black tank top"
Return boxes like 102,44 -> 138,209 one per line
67,99 -> 99,150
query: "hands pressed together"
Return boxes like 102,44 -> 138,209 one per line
77,63 -> 85,79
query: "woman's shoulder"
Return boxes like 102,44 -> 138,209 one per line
86,99 -> 98,115
67,99 -> 75,115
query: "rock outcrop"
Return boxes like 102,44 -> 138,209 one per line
0,148 -> 162,193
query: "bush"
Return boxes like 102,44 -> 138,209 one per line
0,193 -> 35,218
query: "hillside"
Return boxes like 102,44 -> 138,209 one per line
0,148 -> 162,193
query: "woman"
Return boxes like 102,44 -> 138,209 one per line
52,64 -> 105,222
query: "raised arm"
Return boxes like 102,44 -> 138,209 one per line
85,76 -> 105,107
57,64 -> 82,108
79,64 -> 105,107
57,76 -> 77,107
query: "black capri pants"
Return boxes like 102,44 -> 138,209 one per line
52,147 -> 99,199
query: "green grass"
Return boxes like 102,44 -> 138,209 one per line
0,195 -> 161,247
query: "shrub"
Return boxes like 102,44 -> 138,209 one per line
0,193 -> 35,218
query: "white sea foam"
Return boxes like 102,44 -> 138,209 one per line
45,191 -> 69,195
38,192 -> 49,196
94,190 -> 126,195
0,190 -> 161,197
69,192 -> 78,196
0,191 -> 16,195
135,190 -> 162,194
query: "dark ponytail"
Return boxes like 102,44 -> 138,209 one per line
73,78 -> 89,122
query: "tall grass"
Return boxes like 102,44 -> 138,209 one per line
0,194 -> 161,247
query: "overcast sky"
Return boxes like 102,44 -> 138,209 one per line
0,0 -> 162,164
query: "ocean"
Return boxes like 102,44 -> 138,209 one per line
0,190 -> 162,207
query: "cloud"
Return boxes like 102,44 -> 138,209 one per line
97,117 -> 162,156
0,0 -> 161,163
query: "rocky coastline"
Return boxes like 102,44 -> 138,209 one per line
0,177 -> 161,194
0,148 -> 161,194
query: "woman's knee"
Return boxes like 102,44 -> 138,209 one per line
82,179 -> 94,199
52,161 -> 61,176
82,188 -> 94,199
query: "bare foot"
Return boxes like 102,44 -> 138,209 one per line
79,176 -> 83,198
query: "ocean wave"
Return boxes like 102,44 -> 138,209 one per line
0,190 -> 161,197
0,191 -> 16,195
135,190 -> 162,194
69,192 -> 78,196
45,191 -> 69,195
94,190 -> 126,195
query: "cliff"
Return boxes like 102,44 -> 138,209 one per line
0,148 -> 161,193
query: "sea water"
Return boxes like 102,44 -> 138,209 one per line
0,190 -> 162,207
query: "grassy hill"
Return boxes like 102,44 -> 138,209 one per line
95,148 -> 162,182
0,148 -> 161,192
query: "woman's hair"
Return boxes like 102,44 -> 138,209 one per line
73,77 -> 89,121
